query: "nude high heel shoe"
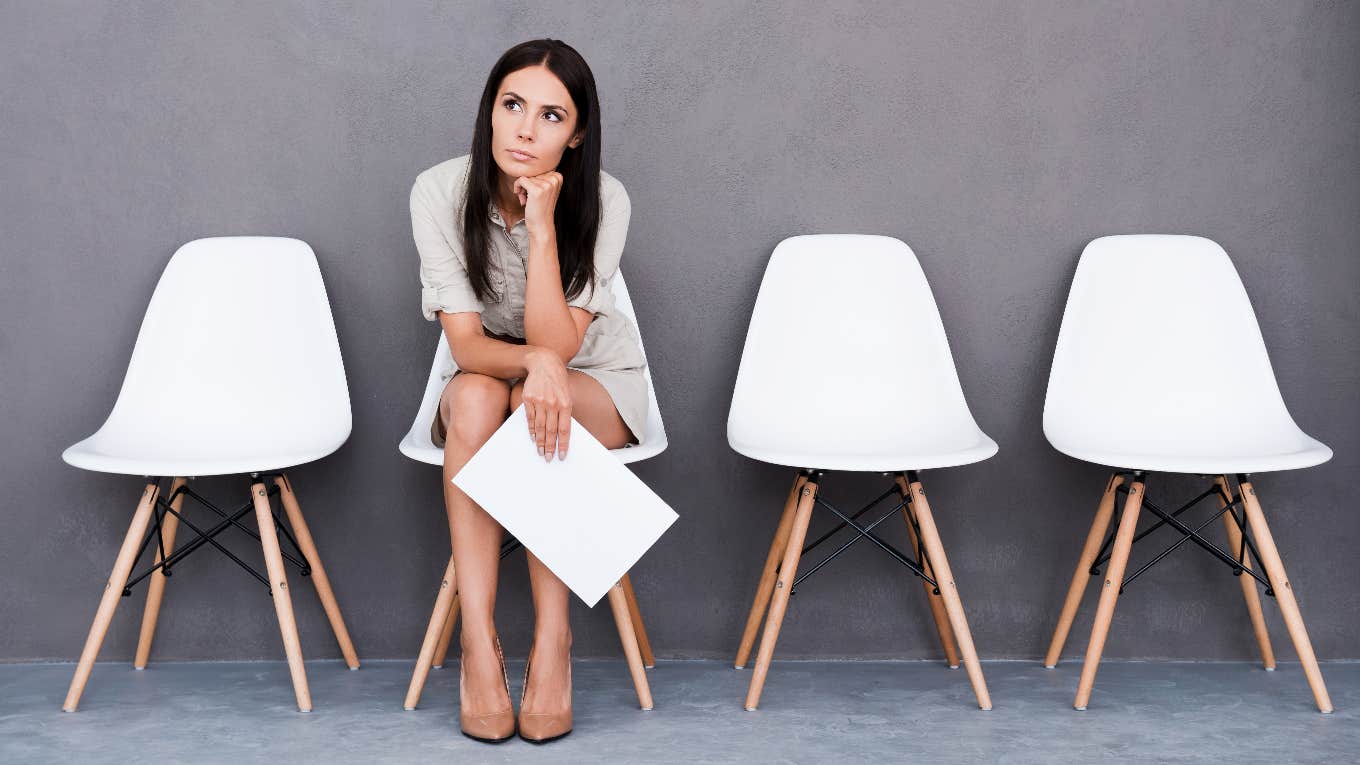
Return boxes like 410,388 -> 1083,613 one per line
459,634 -> 516,743
517,643 -> 573,743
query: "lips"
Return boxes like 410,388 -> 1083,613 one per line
508,149 -> 535,160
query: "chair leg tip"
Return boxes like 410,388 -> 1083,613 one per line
733,664 -> 744,670
133,666 -> 146,671
1073,705 -> 1086,711
348,666 -> 360,671
1264,666 -> 1276,672
641,705 -> 654,711
743,706 -> 757,712
948,664 -> 960,670
1042,664 -> 1055,670
403,706 -> 416,711
980,705 -> 993,711
432,664 -> 443,670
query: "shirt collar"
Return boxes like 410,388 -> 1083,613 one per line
487,200 -> 526,229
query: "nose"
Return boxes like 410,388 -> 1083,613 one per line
516,113 -> 536,143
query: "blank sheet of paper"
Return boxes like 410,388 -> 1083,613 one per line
451,403 -> 678,607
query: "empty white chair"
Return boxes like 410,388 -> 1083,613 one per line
400,269 -> 665,712
1041,234 -> 1334,713
60,236 -> 358,712
730,234 -> 996,711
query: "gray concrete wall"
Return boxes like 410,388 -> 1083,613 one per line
2,1 -> 1356,663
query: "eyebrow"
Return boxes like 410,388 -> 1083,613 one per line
502,90 -> 569,116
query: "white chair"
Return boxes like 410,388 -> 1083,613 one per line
729,234 -> 996,711
400,269 -> 665,711
1041,234 -> 1334,713
60,236 -> 358,713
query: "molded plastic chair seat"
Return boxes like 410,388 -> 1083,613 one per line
399,269 -> 666,713
62,236 -> 351,476
1041,234 -> 1334,715
59,236 -> 357,714
399,270 -> 666,465
729,234 -> 994,713
1043,234 -> 1330,474
727,234 -> 997,472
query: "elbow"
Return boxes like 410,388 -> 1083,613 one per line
549,339 -> 580,366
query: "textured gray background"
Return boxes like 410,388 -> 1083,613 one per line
2,1 -> 1356,664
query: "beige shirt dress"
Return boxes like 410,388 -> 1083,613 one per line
410,153 -> 649,447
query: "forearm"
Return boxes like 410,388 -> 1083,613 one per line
440,319 -> 544,379
522,232 -> 580,363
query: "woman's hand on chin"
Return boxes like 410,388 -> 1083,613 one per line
522,346 -> 572,462
513,171 -> 562,244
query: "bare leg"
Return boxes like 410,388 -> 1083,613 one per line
440,372 -> 513,719
512,371 -> 634,714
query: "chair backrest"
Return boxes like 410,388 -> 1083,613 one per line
1043,234 -> 1316,460
727,234 -> 989,460
400,269 -> 666,463
90,236 -> 351,462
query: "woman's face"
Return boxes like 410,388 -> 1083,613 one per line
491,65 -> 583,179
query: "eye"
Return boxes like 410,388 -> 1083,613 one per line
544,111 -> 561,123
502,98 -> 520,112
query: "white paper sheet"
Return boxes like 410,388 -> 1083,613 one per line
450,403 -> 677,607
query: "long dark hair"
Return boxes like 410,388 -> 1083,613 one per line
460,39 -> 602,305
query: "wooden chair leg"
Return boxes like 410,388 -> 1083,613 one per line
431,594 -> 460,669
896,477 -> 959,668
1044,473 -> 1124,668
404,554 -> 458,710
607,579 -> 654,710
273,475 -> 359,669
735,472 -> 806,669
1215,476 -> 1276,671
63,480 -> 161,712
620,573 -> 655,668
1074,475 -> 1145,710
1238,477 -> 1333,713
134,477 -> 187,670
252,479 -> 311,712
744,474 -> 819,711
905,475 -> 992,710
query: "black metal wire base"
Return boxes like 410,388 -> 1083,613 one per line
121,473 -> 313,597
777,469 -> 940,596
1091,471 -> 1274,595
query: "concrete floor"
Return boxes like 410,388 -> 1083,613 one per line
1,659 -> 1356,763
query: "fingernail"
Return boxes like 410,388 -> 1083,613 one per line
537,445 -> 544,455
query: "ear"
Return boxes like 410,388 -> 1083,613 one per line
568,131 -> 585,149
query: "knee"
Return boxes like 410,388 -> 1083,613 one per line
440,374 -> 510,447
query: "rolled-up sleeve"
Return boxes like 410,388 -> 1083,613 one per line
566,179 -> 631,315
411,176 -> 484,321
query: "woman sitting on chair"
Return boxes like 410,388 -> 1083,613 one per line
408,38 -> 648,744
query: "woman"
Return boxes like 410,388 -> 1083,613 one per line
408,39 -> 648,744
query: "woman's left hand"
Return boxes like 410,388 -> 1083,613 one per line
513,171 -> 563,243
